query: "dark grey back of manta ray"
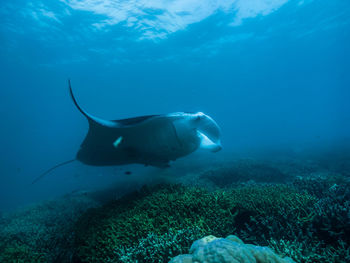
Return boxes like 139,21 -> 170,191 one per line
69,81 -> 202,167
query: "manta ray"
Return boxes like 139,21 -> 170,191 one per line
32,80 -> 222,183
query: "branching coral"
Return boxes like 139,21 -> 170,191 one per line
73,184 -> 314,262
115,227 -> 203,263
268,238 -> 350,263
0,242 -> 46,263
74,184 -> 230,262
200,160 -> 291,187
1,157 -> 349,263
242,176 -> 350,263
0,195 -> 97,262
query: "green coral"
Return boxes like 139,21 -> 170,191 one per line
116,227 -> 203,263
221,185 -> 316,220
0,241 -> 46,263
200,161 -> 291,187
74,184 -> 223,262
0,195 -> 97,262
240,176 -> 350,263
74,183 -> 314,262
268,238 -> 350,263
1,157 -> 348,263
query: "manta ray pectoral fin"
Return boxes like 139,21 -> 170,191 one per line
197,130 -> 222,152
68,79 -> 118,128
113,136 -> 123,148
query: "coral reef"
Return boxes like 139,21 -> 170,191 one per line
0,242 -> 46,263
199,160 -> 291,187
243,176 -> 350,263
73,184 -> 218,262
73,183 -> 314,262
169,235 -> 295,263
1,155 -> 349,263
116,228 -> 203,263
0,195 -> 98,262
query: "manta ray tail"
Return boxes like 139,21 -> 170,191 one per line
32,159 -> 76,184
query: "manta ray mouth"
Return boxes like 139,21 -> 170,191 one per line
195,113 -> 222,152
197,130 -> 222,152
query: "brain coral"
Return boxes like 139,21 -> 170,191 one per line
169,235 -> 295,263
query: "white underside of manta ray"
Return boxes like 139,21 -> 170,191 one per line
32,80 -> 222,183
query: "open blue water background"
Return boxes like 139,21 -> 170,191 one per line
0,0 -> 349,210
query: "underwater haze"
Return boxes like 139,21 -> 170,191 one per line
1,1 -> 350,262
1,0 -> 349,211
0,0 -> 349,217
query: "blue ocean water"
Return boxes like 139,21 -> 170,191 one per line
0,0 -> 349,212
